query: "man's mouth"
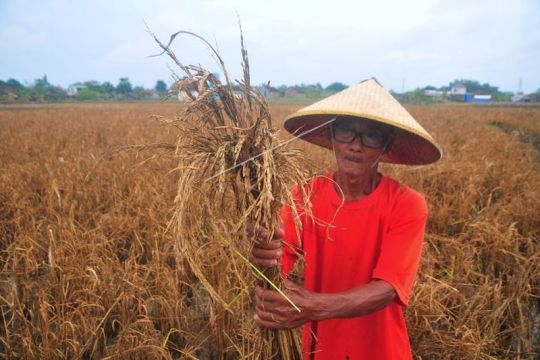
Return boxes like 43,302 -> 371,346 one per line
343,155 -> 364,163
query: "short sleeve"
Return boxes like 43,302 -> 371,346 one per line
371,189 -> 428,306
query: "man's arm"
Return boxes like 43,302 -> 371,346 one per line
253,279 -> 396,329
251,225 -> 396,329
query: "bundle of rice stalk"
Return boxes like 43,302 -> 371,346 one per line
148,28 -> 308,359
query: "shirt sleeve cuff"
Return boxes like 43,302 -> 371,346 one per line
371,271 -> 409,307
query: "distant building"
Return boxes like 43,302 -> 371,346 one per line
448,83 -> 467,101
285,86 -> 304,97
511,92 -> 525,102
67,83 -> 86,96
148,90 -> 160,99
449,83 -> 467,95
424,89 -> 444,99
267,86 -> 279,98
473,94 -> 491,103
258,84 -> 279,98
519,93 -> 540,103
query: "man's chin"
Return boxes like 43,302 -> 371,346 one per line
338,163 -> 371,177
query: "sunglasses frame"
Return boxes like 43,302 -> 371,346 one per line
330,122 -> 393,149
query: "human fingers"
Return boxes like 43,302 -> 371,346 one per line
254,296 -> 296,325
254,225 -> 284,242
255,286 -> 291,305
253,237 -> 282,251
253,225 -> 269,239
251,240 -> 282,267
254,306 -> 303,329
254,313 -> 286,329
252,246 -> 282,262
250,255 -> 278,268
273,220 -> 285,240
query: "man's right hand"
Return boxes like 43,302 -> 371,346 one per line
250,224 -> 284,268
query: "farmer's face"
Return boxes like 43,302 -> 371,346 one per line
331,117 -> 392,176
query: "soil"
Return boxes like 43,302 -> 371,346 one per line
490,121 -> 540,162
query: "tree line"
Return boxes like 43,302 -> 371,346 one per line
2,76 -> 534,104
0,76 -> 168,103
0,76 -> 351,104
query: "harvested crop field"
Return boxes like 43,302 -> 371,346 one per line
1,103 -> 539,359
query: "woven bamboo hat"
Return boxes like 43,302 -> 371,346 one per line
283,78 -> 442,165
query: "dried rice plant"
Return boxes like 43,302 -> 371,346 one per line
147,27 -> 308,359
0,102 -> 538,359
383,106 -> 540,359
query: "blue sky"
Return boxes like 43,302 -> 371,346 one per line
1,0 -> 539,93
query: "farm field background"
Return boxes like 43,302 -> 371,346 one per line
1,103 -> 539,359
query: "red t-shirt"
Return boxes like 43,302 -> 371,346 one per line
280,173 -> 427,360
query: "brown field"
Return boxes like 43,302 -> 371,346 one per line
0,103 -> 539,359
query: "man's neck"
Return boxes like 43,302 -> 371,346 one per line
334,168 -> 380,201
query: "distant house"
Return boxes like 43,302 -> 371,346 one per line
285,86 -> 304,97
266,86 -> 279,98
148,90 -> 160,99
519,92 -> 540,103
67,83 -> 86,96
511,92 -> 525,102
449,83 -> 467,95
424,89 -> 444,100
258,84 -> 279,98
448,83 -> 468,101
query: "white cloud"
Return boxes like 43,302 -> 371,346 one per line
1,0 -> 538,92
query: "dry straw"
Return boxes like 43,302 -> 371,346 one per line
0,92 -> 538,360
147,26 -> 309,358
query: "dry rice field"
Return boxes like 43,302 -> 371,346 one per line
0,103 -> 539,359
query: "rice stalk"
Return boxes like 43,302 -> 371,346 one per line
148,26 -> 308,359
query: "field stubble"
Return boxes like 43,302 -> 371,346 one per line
0,103 -> 539,359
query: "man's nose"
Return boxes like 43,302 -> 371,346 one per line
348,134 -> 364,149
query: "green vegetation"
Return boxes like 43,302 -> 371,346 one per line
325,82 -> 348,92
155,80 -> 167,94
116,77 -> 133,95
0,75 -> 169,103
75,87 -> 101,101
1,76 -> 536,105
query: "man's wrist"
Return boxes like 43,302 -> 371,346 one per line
308,292 -> 346,321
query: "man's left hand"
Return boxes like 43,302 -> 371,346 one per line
254,279 -> 325,329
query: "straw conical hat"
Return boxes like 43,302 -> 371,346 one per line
283,78 -> 442,165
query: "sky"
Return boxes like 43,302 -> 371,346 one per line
1,0 -> 539,93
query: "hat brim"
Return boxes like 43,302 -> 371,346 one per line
284,112 -> 443,166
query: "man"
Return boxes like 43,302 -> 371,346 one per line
251,78 -> 442,359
